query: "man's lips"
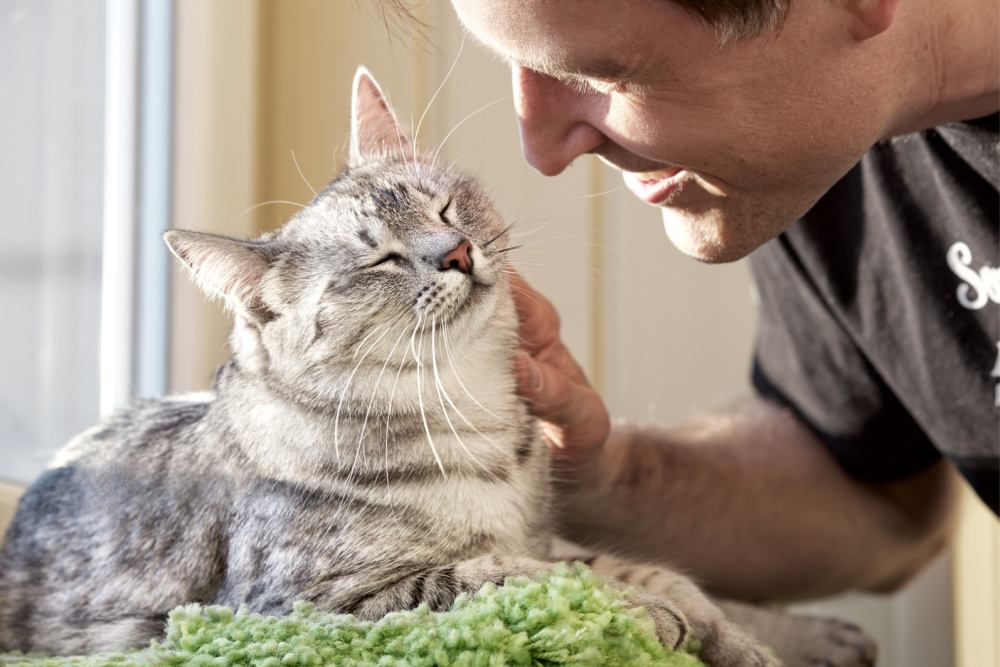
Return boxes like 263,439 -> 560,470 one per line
622,167 -> 687,205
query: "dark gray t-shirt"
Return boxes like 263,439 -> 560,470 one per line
750,113 -> 999,515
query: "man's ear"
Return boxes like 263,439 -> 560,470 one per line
164,230 -> 274,324
349,66 -> 412,166
840,0 -> 899,40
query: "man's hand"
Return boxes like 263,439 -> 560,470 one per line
505,274 -> 958,600
508,272 -> 610,463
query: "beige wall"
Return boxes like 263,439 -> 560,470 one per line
168,3 -> 996,666
255,0 -> 424,236
171,0 -> 263,392
954,488 -> 1000,666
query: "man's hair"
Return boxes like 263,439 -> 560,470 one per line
677,0 -> 790,43
380,0 -> 790,45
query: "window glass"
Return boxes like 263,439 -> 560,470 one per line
0,1 -> 105,482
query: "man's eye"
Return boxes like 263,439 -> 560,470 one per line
559,75 -> 629,96
369,252 -> 407,268
558,75 -> 594,95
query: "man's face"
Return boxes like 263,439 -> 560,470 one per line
451,0 -> 893,262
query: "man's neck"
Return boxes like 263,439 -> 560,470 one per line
887,0 -> 999,136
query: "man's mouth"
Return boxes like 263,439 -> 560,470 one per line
622,168 -> 687,205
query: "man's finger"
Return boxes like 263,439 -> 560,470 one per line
535,340 -> 589,384
509,271 -> 560,352
514,352 -> 600,428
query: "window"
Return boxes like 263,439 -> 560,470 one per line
0,1 -> 106,482
0,0 -> 172,483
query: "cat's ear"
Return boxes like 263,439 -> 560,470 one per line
164,230 -> 274,324
349,66 -> 411,166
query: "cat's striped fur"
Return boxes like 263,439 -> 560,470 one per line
0,69 -> 875,666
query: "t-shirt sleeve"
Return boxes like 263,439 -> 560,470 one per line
749,235 -> 942,483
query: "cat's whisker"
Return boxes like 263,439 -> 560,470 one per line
233,199 -> 307,222
353,323 -> 388,360
435,322 -> 507,465
490,244 -> 523,256
508,186 -> 622,228
409,116 -> 422,181
381,87 -> 417,182
414,35 -> 465,172
507,193 -> 565,228
408,316 -> 423,367
499,275 -> 546,305
504,234 -> 672,277
508,216 -> 571,240
441,321 -> 503,421
290,149 -> 319,199
334,323 -> 394,460
383,319 -> 419,519
554,185 -> 622,206
430,94 -> 509,167
504,268 -> 621,317
348,326 -> 409,488
431,318 -> 498,480
482,220 -> 518,249
351,310 -> 409,359
442,317 -> 483,367
502,257 -> 631,287
413,317 -> 447,479
440,155 -> 464,180
489,238 -> 548,255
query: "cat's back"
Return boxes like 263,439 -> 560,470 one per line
3,391 -> 242,553
53,392 -> 217,467
0,392 -> 245,652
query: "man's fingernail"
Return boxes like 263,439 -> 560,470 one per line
527,356 -> 543,391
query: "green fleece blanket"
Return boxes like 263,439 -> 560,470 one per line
0,563 -> 704,666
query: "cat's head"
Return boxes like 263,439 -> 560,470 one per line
165,68 -> 515,400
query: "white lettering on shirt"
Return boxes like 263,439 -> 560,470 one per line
993,341 -> 1000,408
947,242 -> 1000,310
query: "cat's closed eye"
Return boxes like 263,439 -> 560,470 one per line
439,197 -> 453,225
368,252 -> 410,269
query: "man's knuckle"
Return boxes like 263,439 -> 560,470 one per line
547,303 -> 561,330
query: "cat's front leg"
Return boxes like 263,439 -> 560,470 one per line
320,554 -> 689,650
327,554 -> 550,619
570,550 -> 779,666
714,600 -> 877,667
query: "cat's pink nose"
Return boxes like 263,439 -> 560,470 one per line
440,239 -> 474,275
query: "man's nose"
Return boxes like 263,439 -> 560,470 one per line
512,66 -> 605,177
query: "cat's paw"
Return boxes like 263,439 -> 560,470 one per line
773,615 -> 877,667
628,591 -> 691,650
716,600 -> 877,667
629,591 -> 781,665
702,620 -> 783,667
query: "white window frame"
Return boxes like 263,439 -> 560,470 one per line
101,0 -> 173,415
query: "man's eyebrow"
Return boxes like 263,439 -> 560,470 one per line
508,54 -> 635,80
568,57 -> 636,79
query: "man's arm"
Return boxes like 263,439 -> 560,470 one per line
509,273 -> 960,601
557,401 -> 960,601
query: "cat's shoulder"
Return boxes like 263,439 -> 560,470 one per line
51,391 -> 217,467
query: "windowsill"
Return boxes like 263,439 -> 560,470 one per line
0,479 -> 26,537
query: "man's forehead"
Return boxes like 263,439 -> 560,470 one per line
454,0 -> 648,77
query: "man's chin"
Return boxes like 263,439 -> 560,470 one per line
660,207 -> 768,264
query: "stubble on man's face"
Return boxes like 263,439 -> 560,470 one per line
452,0 -> 893,263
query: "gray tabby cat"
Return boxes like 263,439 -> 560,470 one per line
0,68 -> 875,666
